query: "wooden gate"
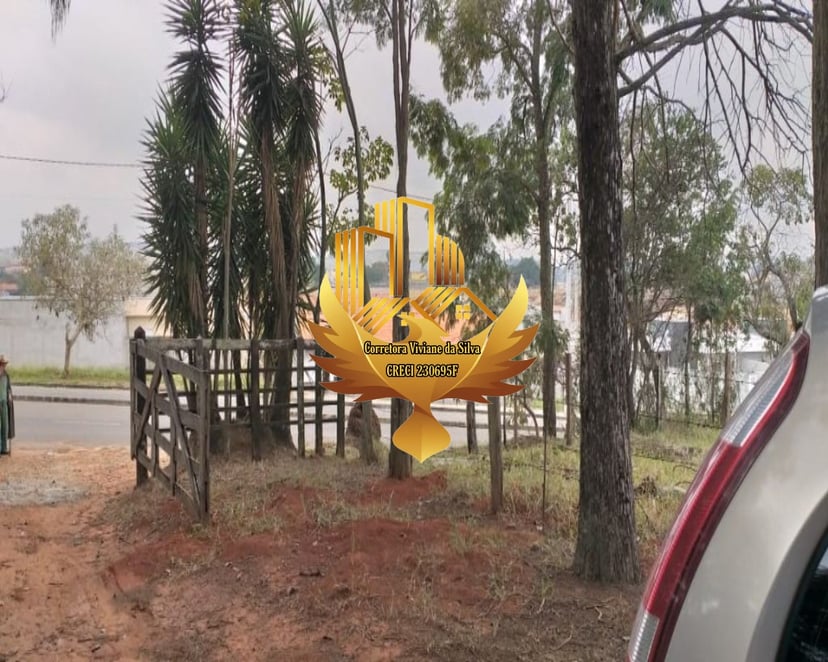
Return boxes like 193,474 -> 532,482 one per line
130,333 -> 210,523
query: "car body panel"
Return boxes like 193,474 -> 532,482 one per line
663,287 -> 828,661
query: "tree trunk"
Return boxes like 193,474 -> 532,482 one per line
488,396 -> 503,513
709,352 -> 716,424
466,400 -> 478,453
194,155 -> 208,337
329,0 -> 367,230
271,159 -> 309,445
628,334 -> 640,428
571,0 -> 640,583
815,0 -> 828,287
313,105 -> 328,326
538,158 -> 556,442
63,323 -> 81,378
261,124 -> 292,448
684,303 -> 693,422
565,351 -> 574,446
388,0 -> 413,480
720,348 -> 731,426
528,0 -> 557,442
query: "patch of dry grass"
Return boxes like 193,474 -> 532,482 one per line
419,437 -> 699,550
96,479 -> 181,538
208,448 -> 391,534
102,422 -> 704,561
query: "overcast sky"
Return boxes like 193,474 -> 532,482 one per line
0,1 -> 814,258
0,0 -> 510,254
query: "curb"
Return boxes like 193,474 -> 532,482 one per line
15,395 -> 129,406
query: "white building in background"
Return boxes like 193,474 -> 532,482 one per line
0,296 -> 161,368
561,262 -> 580,353
645,317 -> 773,412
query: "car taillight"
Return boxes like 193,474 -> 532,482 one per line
628,329 -> 810,662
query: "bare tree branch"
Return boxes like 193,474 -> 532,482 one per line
546,0 -> 574,56
617,1 -> 811,63
618,0 -> 811,176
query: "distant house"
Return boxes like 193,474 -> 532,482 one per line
642,316 -> 774,412
649,318 -> 772,372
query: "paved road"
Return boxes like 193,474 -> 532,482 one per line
10,393 -> 497,451
10,386 -> 561,451
12,399 -> 130,449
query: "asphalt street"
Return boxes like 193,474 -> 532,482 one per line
9,386 -> 559,451
9,388 -> 510,451
11,399 -> 129,448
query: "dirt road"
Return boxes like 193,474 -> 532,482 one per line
1,446 -> 639,661
0,448 -> 149,661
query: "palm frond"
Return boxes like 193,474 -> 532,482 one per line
139,88 -> 202,338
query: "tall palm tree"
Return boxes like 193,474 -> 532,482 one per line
282,0 -> 323,331
235,0 -> 288,348
235,0 -> 322,445
165,0 -> 225,337
140,89 -> 202,339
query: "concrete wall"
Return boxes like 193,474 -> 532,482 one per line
0,297 -> 163,369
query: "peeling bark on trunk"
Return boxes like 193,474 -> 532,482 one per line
571,0 -> 640,583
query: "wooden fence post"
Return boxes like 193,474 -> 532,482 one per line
655,361 -> 662,430
466,401 -> 478,453
133,327 -> 148,487
296,339 -> 305,457
195,338 -> 210,522
314,358 -> 324,455
250,338 -> 262,461
565,352 -> 573,446
336,387 -> 345,458
488,396 -> 503,514
721,349 -> 732,427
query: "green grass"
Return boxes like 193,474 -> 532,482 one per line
9,365 -> 275,391
633,420 -> 719,453
11,365 -> 130,388
416,430 -> 702,547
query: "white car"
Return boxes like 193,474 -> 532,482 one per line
628,286 -> 828,661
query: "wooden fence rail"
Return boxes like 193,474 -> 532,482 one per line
130,330 -> 347,521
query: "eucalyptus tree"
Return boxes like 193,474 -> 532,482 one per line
19,205 -> 144,377
409,95 -> 532,452
739,165 -> 814,354
570,0 -> 811,582
621,104 -> 737,426
435,0 -> 573,441
342,0 -> 444,479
